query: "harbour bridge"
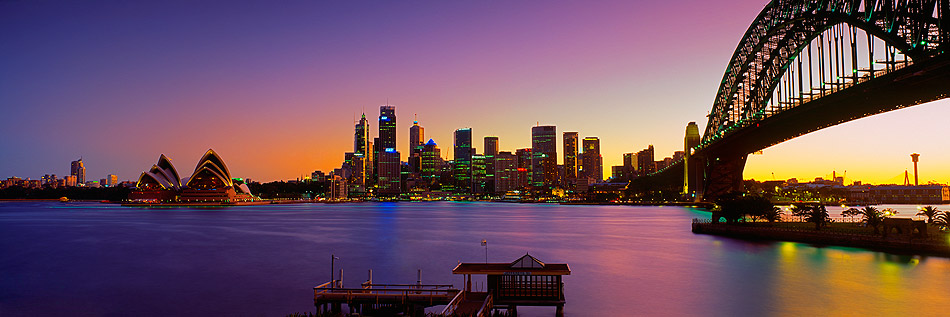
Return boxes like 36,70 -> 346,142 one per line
652,0 -> 950,202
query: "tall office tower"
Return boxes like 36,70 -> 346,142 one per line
483,136 -> 498,193
515,148 -> 532,190
483,137 -> 498,156
582,137 -> 603,182
623,153 -> 637,179
563,132 -> 578,183
494,151 -> 517,193
684,121 -> 701,196
409,119 -> 424,151
453,128 -> 474,193
372,137 -> 380,186
107,174 -> 118,187
70,158 -> 85,185
421,139 -> 443,186
531,126 -> 558,188
354,113 -> 371,187
472,155 -> 488,194
377,105 -> 401,195
409,120 -> 425,174
637,145 -> 656,175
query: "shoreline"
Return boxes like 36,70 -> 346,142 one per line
692,221 -> 950,257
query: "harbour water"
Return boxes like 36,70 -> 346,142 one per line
2,201 -> 950,316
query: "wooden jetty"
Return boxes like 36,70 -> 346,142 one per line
313,272 -> 459,316
446,253 -> 570,317
313,254 -> 570,316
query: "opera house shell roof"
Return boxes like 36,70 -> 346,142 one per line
136,154 -> 183,190
133,149 -> 254,202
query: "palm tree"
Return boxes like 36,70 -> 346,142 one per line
917,206 -> 940,223
762,206 -> 781,223
793,205 -> 830,230
842,207 -> 860,223
933,211 -> 950,232
847,206 -> 894,234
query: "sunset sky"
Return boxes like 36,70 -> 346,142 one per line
2,0 -> 948,184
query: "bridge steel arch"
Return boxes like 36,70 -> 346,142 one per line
686,0 -> 950,201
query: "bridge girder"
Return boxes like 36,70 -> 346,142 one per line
703,0 -> 948,146
674,0 -> 950,201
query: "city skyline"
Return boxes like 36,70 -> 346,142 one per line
2,0 -> 950,184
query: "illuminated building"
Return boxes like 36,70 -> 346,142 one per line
377,105 -> 401,195
354,113 -> 371,187
130,150 -> 256,203
623,153 -> 637,179
684,121 -> 701,196
454,128 -> 474,193
330,175 -> 348,199
637,145 -> 656,175
484,136 -> 498,156
484,136 -> 498,193
64,175 -> 77,187
409,120 -> 425,174
563,132 -> 578,185
582,137 -> 602,182
531,125 -> 557,188
472,155 -> 488,194
106,174 -> 118,187
70,158 -> 85,185
516,148 -> 532,190
421,139 -> 443,187
494,151 -> 517,193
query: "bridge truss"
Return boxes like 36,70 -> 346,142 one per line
702,0 -> 948,147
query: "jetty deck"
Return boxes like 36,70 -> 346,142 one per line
313,280 -> 458,316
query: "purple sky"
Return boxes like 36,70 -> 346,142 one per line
1,0 -> 947,184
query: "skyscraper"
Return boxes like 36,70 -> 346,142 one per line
483,136 -> 498,156
684,121 -> 701,196
454,128 -> 473,193
377,105 -> 400,195
483,136 -> 498,193
494,151 -> 517,194
531,126 -> 557,188
515,148 -> 532,190
70,158 -> 85,185
409,120 -> 425,174
354,113 -> 371,187
421,139 -> 443,187
582,137 -> 602,182
409,119 -> 424,152
637,145 -> 656,175
563,132 -> 578,183
623,152 -> 637,180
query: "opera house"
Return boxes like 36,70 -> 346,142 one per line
129,149 -> 258,204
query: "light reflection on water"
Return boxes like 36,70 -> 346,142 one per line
1,201 -> 949,316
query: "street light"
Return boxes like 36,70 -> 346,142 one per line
331,254 -> 340,287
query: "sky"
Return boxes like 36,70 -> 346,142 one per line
1,0 -> 948,184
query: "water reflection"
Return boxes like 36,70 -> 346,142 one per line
1,202 -> 949,316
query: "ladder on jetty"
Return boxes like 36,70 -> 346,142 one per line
441,291 -> 493,317
313,276 -> 458,316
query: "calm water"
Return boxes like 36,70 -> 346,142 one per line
2,201 -> 950,316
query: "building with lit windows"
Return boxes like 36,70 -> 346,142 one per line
70,158 -> 85,185
582,137 -> 602,182
421,139 -> 443,188
494,151 -> 518,194
454,128 -> 474,193
531,126 -> 557,188
637,145 -> 656,175
377,105 -> 401,195
563,132 -> 578,185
